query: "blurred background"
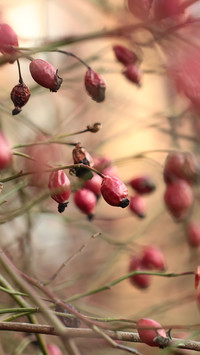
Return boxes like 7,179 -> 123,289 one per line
0,0 -> 200,354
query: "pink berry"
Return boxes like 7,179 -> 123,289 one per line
129,195 -> 147,218
74,188 -> 97,219
29,59 -> 63,92
100,175 -> 129,208
137,318 -> 168,347
48,170 -> 71,213
0,132 -> 12,170
123,64 -> 142,85
0,23 -> 18,56
84,68 -> 106,102
129,256 -> 152,289
84,174 -> 102,197
141,246 -> 166,271
10,83 -> 31,115
154,0 -> 184,20
164,180 -> 194,220
127,0 -> 153,20
113,45 -> 137,66
163,152 -> 199,185
129,175 -> 156,194
47,344 -> 62,355
186,221 -> 200,248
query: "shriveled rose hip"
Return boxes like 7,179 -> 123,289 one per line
127,0 -> 153,20
0,131 -> 12,169
29,59 -> 63,92
129,195 -> 147,218
85,68 -> 106,102
164,180 -> 194,220
186,221 -> 200,248
0,23 -> 18,56
141,246 -> 166,271
129,175 -> 156,194
137,318 -> 168,347
113,45 -> 137,66
47,343 -> 62,355
10,82 -> 31,115
129,256 -> 152,289
100,175 -> 129,208
72,143 -> 94,179
163,152 -> 199,185
74,188 -> 97,220
48,170 -> 71,213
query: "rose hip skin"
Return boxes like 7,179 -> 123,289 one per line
137,318 -> 168,347
127,0 -> 153,20
123,64 -> 142,85
129,175 -> 156,194
84,174 -> 102,197
74,188 -> 97,219
129,195 -> 147,218
113,45 -> 137,66
29,59 -> 63,92
164,179 -> 194,220
48,170 -> 71,213
154,0 -> 183,20
47,344 -> 62,355
0,132 -> 12,169
186,221 -> 200,248
100,175 -> 129,208
141,246 -> 166,271
85,68 -> 106,102
129,256 -> 151,289
10,83 -> 31,115
0,23 -> 18,56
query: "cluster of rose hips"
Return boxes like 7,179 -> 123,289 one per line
129,245 -> 165,288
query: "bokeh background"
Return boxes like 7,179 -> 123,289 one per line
0,0 -> 200,354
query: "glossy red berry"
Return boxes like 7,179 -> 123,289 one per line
85,68 -> 106,102
0,132 -> 12,169
74,188 -> 97,220
10,82 -> 31,115
100,175 -> 129,208
47,344 -> 62,355
154,0 -> 184,20
163,152 -> 199,185
141,246 -> 166,271
129,176 -> 156,194
164,180 -> 194,220
48,170 -> 71,213
129,256 -> 151,289
123,64 -> 142,85
0,23 -> 18,56
186,221 -> 200,248
84,174 -> 102,198
113,45 -> 137,66
137,318 -> 168,347
127,0 -> 153,20
29,59 -> 63,92
129,195 -> 147,218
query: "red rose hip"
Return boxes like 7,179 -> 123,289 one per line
141,246 -> 166,271
100,175 -> 129,208
29,59 -> 63,92
113,45 -> 137,66
186,221 -> 200,248
74,188 -> 97,220
137,318 -> 169,347
84,174 -> 102,198
164,179 -> 194,220
129,256 -> 152,289
48,170 -> 71,213
129,195 -> 147,218
0,131 -> 12,169
0,23 -> 18,56
127,0 -> 153,20
85,68 -> 106,102
129,175 -> 156,194
123,64 -> 142,85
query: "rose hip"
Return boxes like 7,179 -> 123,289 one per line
47,344 -> 62,355
100,175 -> 129,208
85,68 -> 106,102
48,170 -> 71,213
0,132 -> 12,170
186,221 -> 200,248
137,318 -> 168,347
129,175 -> 156,194
10,82 -> 31,115
127,0 -> 153,20
113,45 -> 137,66
0,23 -> 18,57
84,174 -> 102,198
123,64 -> 142,85
129,195 -> 147,218
154,0 -> 184,20
164,179 -> 194,220
141,246 -> 166,271
129,256 -> 152,289
29,59 -> 63,92
74,188 -> 97,220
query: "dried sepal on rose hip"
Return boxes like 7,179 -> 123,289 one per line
129,195 -> 147,218
0,23 -> 18,59
129,256 -> 152,289
113,45 -> 138,66
74,188 -> 97,220
71,143 -> 94,180
0,131 -> 12,170
123,64 -> 142,86
164,179 -> 194,220
129,175 -> 156,194
10,82 -> 31,115
29,59 -> 63,92
137,318 -> 169,348
100,175 -> 129,208
48,170 -> 71,213
127,0 -> 153,20
85,68 -> 106,102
